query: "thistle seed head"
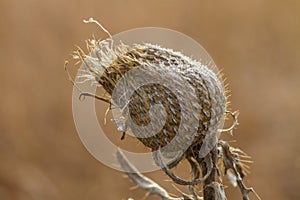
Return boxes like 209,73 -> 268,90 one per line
74,37 -> 227,156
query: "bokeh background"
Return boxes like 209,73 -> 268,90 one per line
1,0 -> 299,199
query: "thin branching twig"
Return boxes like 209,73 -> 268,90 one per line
116,149 -> 193,200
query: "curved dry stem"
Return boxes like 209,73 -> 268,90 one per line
116,149 -> 192,200
167,153 -> 185,169
218,111 -> 239,134
79,92 -> 111,104
84,18 -> 112,39
187,157 -> 201,200
153,149 -> 212,186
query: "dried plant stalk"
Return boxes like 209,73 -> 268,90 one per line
67,18 -> 260,200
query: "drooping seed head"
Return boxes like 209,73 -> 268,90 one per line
75,38 -> 227,157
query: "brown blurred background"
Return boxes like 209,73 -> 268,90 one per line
0,0 -> 300,199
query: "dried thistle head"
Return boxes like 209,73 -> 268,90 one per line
74,35 -> 228,157
67,18 -> 259,200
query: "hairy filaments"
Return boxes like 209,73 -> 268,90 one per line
75,38 -> 227,157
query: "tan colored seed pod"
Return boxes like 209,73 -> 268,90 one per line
68,20 -> 259,200
75,37 -> 227,158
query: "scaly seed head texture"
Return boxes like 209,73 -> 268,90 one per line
75,38 -> 227,154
